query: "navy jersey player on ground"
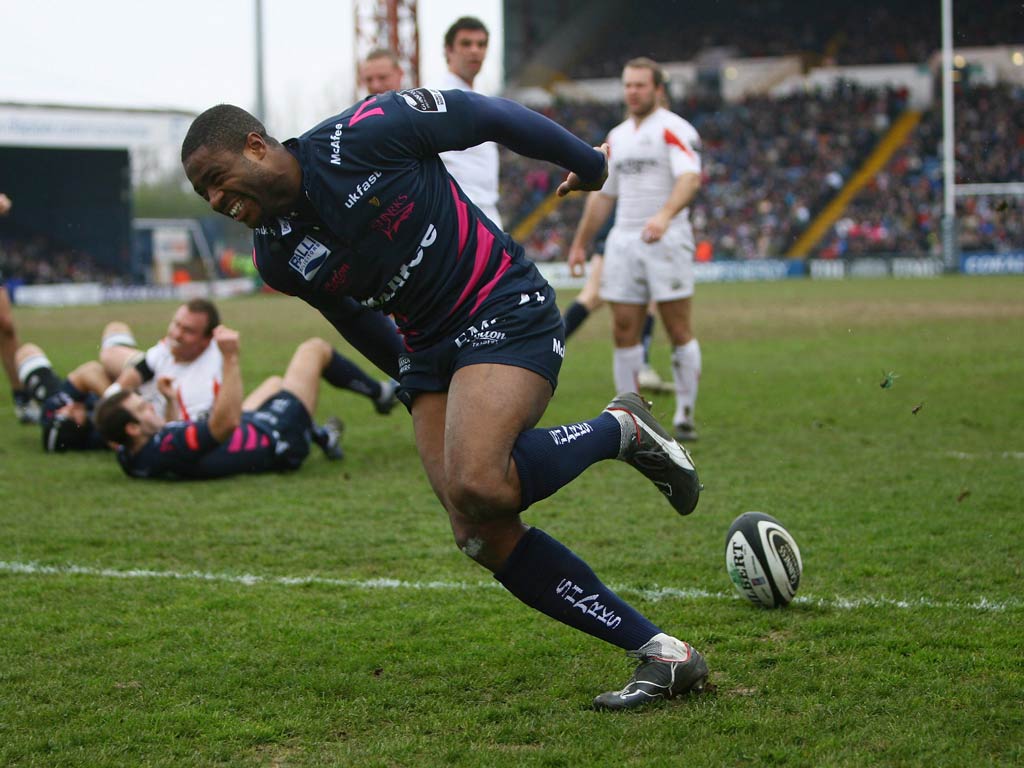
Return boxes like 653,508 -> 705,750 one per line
180,91 -> 706,709
95,328 -> 347,480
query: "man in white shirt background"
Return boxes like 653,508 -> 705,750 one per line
359,48 -> 404,96
434,16 -> 502,228
568,58 -> 704,442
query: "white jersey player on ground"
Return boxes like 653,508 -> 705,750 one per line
434,16 -> 502,228
568,57 -> 704,442
112,298 -> 224,422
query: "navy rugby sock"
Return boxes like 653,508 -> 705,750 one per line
641,313 -> 656,364
511,412 -> 619,511
562,301 -> 590,339
495,527 -> 662,651
323,351 -> 382,400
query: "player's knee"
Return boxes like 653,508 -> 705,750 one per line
445,473 -> 514,522
449,522 -> 490,565
299,337 -> 331,356
14,343 -> 44,367
102,321 -> 131,339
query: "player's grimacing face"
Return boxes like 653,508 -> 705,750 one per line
126,393 -> 165,435
184,141 -> 280,228
623,66 -> 659,118
447,29 -> 488,82
361,58 -> 403,94
167,305 -> 211,362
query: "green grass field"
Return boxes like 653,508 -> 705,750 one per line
1,276 -> 1022,767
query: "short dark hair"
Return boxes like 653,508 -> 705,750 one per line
181,104 -> 270,164
624,57 -> 666,89
185,298 -> 220,337
444,16 -> 488,49
94,390 -> 137,446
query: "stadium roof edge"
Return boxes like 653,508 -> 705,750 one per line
0,101 -> 196,118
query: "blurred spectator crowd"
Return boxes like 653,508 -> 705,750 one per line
0,235 -> 122,285
501,81 -> 1024,263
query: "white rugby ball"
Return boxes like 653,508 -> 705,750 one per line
725,512 -> 802,608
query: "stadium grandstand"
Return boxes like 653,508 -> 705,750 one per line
3,0 -> 1022,299
498,0 -> 1024,272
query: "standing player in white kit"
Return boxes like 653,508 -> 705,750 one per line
433,16 -> 502,229
568,57 -> 703,442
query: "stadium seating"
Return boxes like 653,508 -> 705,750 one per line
500,79 -> 1023,262
0,235 -> 121,285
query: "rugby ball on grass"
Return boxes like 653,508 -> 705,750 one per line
725,512 -> 802,608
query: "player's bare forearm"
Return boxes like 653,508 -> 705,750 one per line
644,173 -> 701,243
659,173 -> 701,222
571,192 -> 616,251
114,365 -> 143,393
208,327 -> 243,442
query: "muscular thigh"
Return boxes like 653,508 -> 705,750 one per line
446,363 -> 552,481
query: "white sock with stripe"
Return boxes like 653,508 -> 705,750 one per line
613,344 -> 645,394
671,339 -> 701,427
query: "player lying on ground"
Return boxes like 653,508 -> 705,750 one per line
110,299 -> 399,422
16,322 -> 143,452
95,328 -> 348,480
180,92 -> 706,709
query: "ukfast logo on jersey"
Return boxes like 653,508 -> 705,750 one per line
399,89 -> 447,113
345,171 -> 383,209
289,236 -> 330,281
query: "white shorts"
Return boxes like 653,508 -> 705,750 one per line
599,227 -> 695,304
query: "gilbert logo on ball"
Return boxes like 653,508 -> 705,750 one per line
725,512 -> 802,608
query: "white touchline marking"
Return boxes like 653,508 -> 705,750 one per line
0,560 -> 1019,612
946,451 -> 1024,460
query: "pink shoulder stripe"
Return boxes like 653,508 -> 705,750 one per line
450,180 -> 470,257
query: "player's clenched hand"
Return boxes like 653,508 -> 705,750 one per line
156,375 -> 176,400
567,245 -> 588,277
642,212 -> 670,244
557,144 -> 610,197
213,325 -> 240,357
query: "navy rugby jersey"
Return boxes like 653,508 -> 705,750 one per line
253,89 -> 605,350
117,415 -> 279,480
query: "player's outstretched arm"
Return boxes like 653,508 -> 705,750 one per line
207,326 -> 243,442
460,92 -> 607,188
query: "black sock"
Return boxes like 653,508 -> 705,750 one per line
641,313 -> 656,365
495,527 -> 661,651
562,301 -> 590,339
511,412 -> 619,511
24,367 -> 62,404
311,425 -> 329,448
323,351 -> 382,400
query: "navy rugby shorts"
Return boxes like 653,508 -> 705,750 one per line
396,281 -> 566,407
250,390 -> 313,470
